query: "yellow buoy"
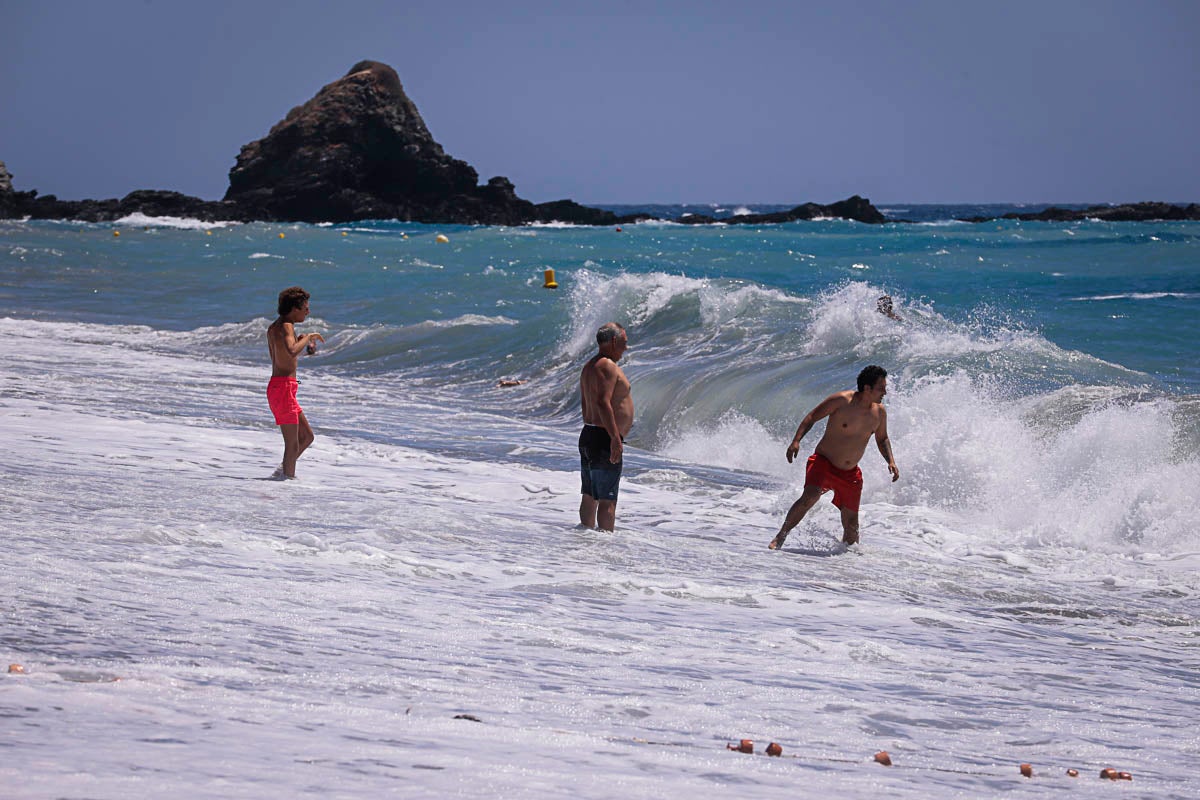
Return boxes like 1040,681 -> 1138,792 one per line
543,268 -> 558,289
205,230 -> 212,235
341,231 -> 348,236
113,230 -> 120,237
435,234 -> 449,243
278,232 -> 286,239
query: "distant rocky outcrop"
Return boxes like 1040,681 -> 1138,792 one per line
28,60 -> 1179,228
671,195 -> 888,226
223,60 -> 537,224
959,202 -> 1200,223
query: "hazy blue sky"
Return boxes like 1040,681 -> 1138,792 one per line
3,0 -> 1197,204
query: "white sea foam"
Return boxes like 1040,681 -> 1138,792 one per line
114,212 -> 235,230
3,319 -> 1198,799
563,269 -> 807,358
420,313 -> 519,328
1069,291 -> 1200,301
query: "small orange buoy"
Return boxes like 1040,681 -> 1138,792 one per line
615,226 -> 623,232
874,751 -> 892,766
113,230 -> 120,237
278,232 -> 285,238
765,742 -> 782,757
726,739 -> 753,754
1066,769 -> 1079,777
1117,772 -> 1132,781
1100,768 -> 1119,780
435,234 -> 450,243
8,664 -> 25,674
1019,763 -> 1033,778
543,268 -> 558,289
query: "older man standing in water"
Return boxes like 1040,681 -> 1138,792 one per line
579,322 -> 634,531
769,365 -> 899,549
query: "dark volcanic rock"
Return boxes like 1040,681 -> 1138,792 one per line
675,195 -> 887,226
962,202 -> 1200,223
224,60 -> 535,224
531,199 -> 652,226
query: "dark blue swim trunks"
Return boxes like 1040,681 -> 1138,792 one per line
579,425 -> 622,501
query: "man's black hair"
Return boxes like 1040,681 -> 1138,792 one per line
857,364 -> 887,391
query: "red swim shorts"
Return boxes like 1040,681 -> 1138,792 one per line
805,452 -> 863,512
267,376 -> 302,425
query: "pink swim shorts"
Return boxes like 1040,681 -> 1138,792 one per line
267,376 -> 302,425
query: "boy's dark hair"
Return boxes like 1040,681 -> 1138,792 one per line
278,286 -> 310,316
857,364 -> 887,391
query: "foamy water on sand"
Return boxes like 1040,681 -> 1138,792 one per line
4,211 -> 1200,797
3,315 -> 1197,798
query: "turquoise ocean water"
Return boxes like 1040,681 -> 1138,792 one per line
2,205 -> 1198,797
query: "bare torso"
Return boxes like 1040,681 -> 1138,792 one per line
814,391 -> 884,469
580,355 -> 634,437
267,319 -> 300,378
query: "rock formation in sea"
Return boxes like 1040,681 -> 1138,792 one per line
959,202 -> 1200,223
0,61 -> 987,226
223,60 -> 538,225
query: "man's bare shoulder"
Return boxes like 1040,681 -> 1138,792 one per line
823,390 -> 855,409
586,355 -> 621,376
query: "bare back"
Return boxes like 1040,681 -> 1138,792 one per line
580,355 -> 634,438
813,390 -> 886,470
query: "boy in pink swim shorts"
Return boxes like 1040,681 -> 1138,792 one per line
267,376 -> 302,425
265,286 -> 325,479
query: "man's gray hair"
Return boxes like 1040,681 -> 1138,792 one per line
596,322 -> 625,345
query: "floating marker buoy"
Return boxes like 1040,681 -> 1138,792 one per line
725,739 -> 753,754
615,226 -> 623,232
766,742 -> 783,757
874,751 -> 892,766
279,233 -> 286,239
205,230 -> 212,235
1100,768 -> 1119,780
436,234 -> 449,243
1066,769 -> 1079,778
113,231 -> 120,237
1019,763 -> 1033,778
1117,772 -> 1132,781
8,664 -> 25,674
341,231 -> 348,236
402,234 -> 408,239
543,268 -> 558,289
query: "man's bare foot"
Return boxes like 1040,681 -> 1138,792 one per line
768,533 -> 787,550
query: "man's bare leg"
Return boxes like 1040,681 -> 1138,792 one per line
580,495 -> 598,528
768,485 -> 823,549
840,507 -> 860,545
597,500 -> 617,532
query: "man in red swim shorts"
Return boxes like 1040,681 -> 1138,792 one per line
266,286 -> 325,479
768,365 -> 900,548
